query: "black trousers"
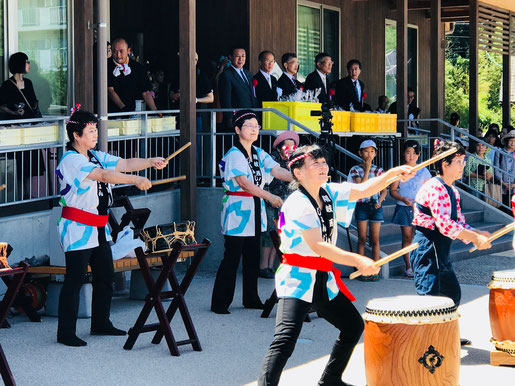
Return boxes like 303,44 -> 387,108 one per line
57,241 -> 115,337
259,273 -> 364,386
211,234 -> 261,311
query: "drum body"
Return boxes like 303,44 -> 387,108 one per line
488,269 -> 515,355
140,221 -> 196,256
364,296 -> 460,386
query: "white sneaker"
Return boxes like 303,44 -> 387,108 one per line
405,268 -> 414,277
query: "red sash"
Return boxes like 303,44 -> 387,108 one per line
225,191 -> 253,197
61,206 -> 109,227
282,253 -> 356,302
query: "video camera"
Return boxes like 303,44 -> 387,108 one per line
310,101 -> 334,137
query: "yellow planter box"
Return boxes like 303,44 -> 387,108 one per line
331,111 -> 351,132
376,113 -> 397,132
0,128 -> 23,147
350,112 -> 378,132
108,128 -> 120,137
22,125 -> 59,144
120,119 -> 141,135
262,101 -> 322,132
149,116 -> 176,132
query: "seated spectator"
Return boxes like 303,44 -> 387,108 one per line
107,37 -> 159,113
376,95 -> 389,113
388,87 -> 420,122
335,59 -> 368,111
494,130 -> 515,207
501,124 -> 515,138
254,51 -> 279,105
488,123 -> 500,136
304,53 -> 333,103
484,128 -> 502,164
277,53 -> 302,98
464,140 -> 493,199
450,112 -> 460,127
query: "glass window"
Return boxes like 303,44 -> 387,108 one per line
297,3 -> 340,83
0,0 -> 4,81
385,20 -> 418,102
8,0 -> 69,115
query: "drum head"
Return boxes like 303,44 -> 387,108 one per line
364,295 -> 459,324
489,269 -> 515,289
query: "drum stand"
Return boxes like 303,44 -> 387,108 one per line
490,349 -> 515,366
123,239 -> 211,356
0,262 -> 29,386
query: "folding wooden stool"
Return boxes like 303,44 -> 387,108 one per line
123,239 -> 211,356
0,262 -> 29,386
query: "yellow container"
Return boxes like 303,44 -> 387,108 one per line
376,113 -> 397,132
22,125 -> 59,144
120,119 -> 141,135
0,128 -> 23,147
331,111 -> 351,132
149,116 -> 176,133
108,128 -> 120,137
350,112 -> 378,132
262,101 -> 322,132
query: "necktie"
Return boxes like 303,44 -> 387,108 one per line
240,70 -> 248,84
354,81 -> 359,99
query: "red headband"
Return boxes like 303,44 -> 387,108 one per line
67,103 -> 81,124
287,152 -> 311,169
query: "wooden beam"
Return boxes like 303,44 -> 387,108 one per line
431,0 -> 443,138
469,0 -> 479,137
502,13 -> 512,127
392,0 -> 468,11
73,0 -> 94,111
179,0 -> 197,222
397,0 -> 408,137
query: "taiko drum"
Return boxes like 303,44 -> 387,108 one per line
488,269 -> 515,355
363,295 -> 460,386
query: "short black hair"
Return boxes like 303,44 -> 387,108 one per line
450,112 -> 460,126
488,123 -> 500,132
258,51 -> 274,61
8,52 -> 29,74
111,37 -> 129,48
378,95 -> 388,104
281,53 -> 297,68
66,110 -> 99,148
403,139 -> 421,155
407,87 -> 415,94
346,59 -> 361,72
315,53 -> 331,65
434,140 -> 465,175
232,109 -> 259,129
229,46 -> 246,57
289,144 -> 327,185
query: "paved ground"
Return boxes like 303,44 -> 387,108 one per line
1,250 -> 514,385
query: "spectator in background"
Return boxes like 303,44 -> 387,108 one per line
494,130 -> 515,207
107,37 -> 159,113
304,53 -> 333,103
28,61 -> 52,115
501,124 -> 515,138
107,41 -> 112,59
277,53 -> 302,98
449,112 -> 469,148
464,140 -> 493,199
488,123 -> 500,136
376,95 -> 389,113
335,59 -> 368,111
254,51 -> 279,105
388,87 -> 420,121
218,47 -> 258,128
450,112 -> 460,127
150,68 -> 170,110
484,128 -> 502,164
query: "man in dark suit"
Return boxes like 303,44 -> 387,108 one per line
277,53 -> 302,98
304,52 -> 333,104
218,47 -> 258,127
254,51 -> 279,105
388,87 -> 420,118
334,59 -> 368,111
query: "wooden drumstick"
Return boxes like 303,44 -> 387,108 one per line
350,242 -> 419,280
164,142 -> 191,163
468,222 -> 515,252
151,175 -> 187,186
386,148 -> 458,185
0,184 -> 5,191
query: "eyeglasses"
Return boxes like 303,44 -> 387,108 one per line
242,124 -> 261,130
262,60 -> 275,64
451,159 -> 466,166
321,61 -> 334,65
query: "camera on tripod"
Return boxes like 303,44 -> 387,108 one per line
310,101 -> 334,137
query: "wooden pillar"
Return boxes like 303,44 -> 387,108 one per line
469,0 -> 479,137
73,0 -> 94,111
430,0 -> 443,138
502,13 -> 512,127
396,0 -> 408,137
179,0 -> 197,221
95,0 -> 109,152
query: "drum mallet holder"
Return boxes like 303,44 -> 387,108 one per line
386,148 -> 458,185
469,222 -> 515,252
350,243 -> 419,280
164,142 -> 191,164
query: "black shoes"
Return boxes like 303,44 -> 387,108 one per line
460,338 -> 472,346
211,307 -> 230,314
57,334 -> 87,347
243,301 -> 265,310
91,326 -> 127,336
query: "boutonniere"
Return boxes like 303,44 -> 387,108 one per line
328,88 -> 335,101
362,91 -> 367,101
299,85 -> 304,91
252,79 -> 258,97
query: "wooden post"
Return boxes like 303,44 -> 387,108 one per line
396,0 -> 408,137
430,0 -> 443,138
179,0 -> 197,221
95,0 -> 109,152
469,0 -> 479,137
502,13 -> 512,128
73,0 -> 94,111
